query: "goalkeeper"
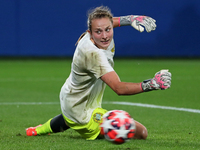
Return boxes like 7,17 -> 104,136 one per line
26,6 -> 171,140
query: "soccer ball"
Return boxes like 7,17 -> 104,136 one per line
100,110 -> 136,144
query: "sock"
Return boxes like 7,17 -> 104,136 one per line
35,119 -> 53,135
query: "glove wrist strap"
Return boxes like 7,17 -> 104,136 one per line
119,15 -> 133,26
141,79 -> 155,92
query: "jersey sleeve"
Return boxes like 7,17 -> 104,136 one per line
85,49 -> 114,79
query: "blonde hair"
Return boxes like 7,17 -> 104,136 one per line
76,6 -> 113,45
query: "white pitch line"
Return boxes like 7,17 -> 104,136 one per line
104,101 -> 200,114
0,102 -> 60,105
0,101 -> 200,114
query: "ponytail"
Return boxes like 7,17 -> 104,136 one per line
75,31 -> 88,45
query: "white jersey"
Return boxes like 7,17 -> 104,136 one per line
60,32 -> 115,124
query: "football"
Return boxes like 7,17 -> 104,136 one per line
100,110 -> 136,144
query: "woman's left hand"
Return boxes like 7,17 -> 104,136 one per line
130,15 -> 157,32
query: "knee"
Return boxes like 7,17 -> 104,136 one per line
141,126 -> 148,140
133,121 -> 148,140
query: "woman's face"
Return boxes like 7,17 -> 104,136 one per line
89,17 -> 113,50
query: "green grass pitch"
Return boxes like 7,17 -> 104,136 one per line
0,58 -> 200,150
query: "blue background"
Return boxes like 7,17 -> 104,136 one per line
1,0 -> 200,57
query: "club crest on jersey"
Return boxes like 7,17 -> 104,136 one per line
93,113 -> 103,123
111,47 -> 115,53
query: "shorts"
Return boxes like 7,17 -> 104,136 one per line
62,108 -> 107,140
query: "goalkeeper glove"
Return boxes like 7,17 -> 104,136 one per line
119,15 -> 156,32
141,69 -> 172,92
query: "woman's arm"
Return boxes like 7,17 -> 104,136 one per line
101,71 -> 143,95
112,15 -> 156,32
101,70 -> 171,95
113,17 -> 120,28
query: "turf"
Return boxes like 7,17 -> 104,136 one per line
0,58 -> 200,150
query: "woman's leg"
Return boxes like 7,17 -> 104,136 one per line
50,114 -> 70,133
26,114 -> 69,136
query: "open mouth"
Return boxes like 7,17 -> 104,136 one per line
101,40 -> 110,44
